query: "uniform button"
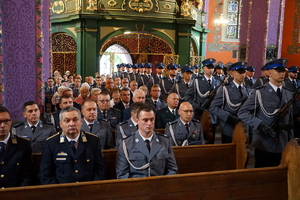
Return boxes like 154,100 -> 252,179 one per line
16,163 -> 19,166
74,160 -> 78,163
75,170 -> 79,173
0,175 -> 4,178
1,162 -> 4,165
86,159 -> 90,162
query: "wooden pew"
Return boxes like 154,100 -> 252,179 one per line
1,138 -> 300,200
32,123 -> 247,180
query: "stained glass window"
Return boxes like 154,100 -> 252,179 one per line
226,0 -> 242,39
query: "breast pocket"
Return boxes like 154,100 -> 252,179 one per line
55,156 -> 70,174
156,152 -> 169,170
264,103 -> 280,113
129,153 -> 147,167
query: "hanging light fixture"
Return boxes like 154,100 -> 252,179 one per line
214,14 -> 229,25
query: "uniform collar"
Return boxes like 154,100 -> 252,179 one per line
0,132 -> 10,144
138,131 -> 154,142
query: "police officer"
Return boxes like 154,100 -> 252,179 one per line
213,64 -> 225,82
39,107 -> 106,184
283,66 -> 300,91
184,58 -> 221,118
238,58 -> 294,168
132,64 -> 140,82
13,101 -> 56,153
244,66 -> 256,88
165,102 -> 205,146
146,63 -> 164,89
112,64 -> 122,79
170,65 -> 193,105
191,64 -> 200,79
283,66 -> 300,138
210,62 -> 250,143
115,102 -> 143,147
126,64 -> 134,82
97,91 -> 121,131
81,99 -> 114,150
0,106 -> 34,188
138,63 -> 152,87
251,65 -> 269,89
159,63 -> 178,101
116,104 -> 177,178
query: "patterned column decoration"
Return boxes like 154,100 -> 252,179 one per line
0,2 -> 3,104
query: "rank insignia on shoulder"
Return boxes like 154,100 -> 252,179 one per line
156,132 -> 168,138
255,86 -> 264,90
13,122 -> 25,128
168,120 -> 177,125
192,119 -> 200,123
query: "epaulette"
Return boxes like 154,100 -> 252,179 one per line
13,122 -> 25,128
224,83 -> 230,86
15,135 -> 30,141
168,120 -> 177,125
283,86 -> 293,92
119,121 -> 128,126
156,132 -> 168,138
123,133 -> 133,140
46,133 -> 60,140
255,86 -> 264,90
84,131 -> 98,137
99,119 -> 108,123
42,121 -> 53,125
192,119 -> 200,123
162,77 -> 168,79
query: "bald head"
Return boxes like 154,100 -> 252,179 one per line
132,89 -> 146,103
178,102 -> 193,123
167,93 -> 179,109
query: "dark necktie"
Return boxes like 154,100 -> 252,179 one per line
186,83 -> 189,88
0,142 -> 5,160
145,139 -> 151,152
88,124 -> 93,132
49,88 -> 53,94
208,79 -> 211,87
185,123 -> 190,133
154,101 -> 157,108
102,111 -> 107,119
238,85 -> 243,97
276,88 -> 282,101
69,140 -> 76,153
292,80 -> 296,88
171,79 -> 174,83
172,110 -> 175,116
31,126 -> 36,133
136,125 -> 138,130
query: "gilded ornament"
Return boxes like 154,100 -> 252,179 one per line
87,0 -> 98,10
163,4 -> 171,10
107,0 -> 117,7
51,1 -> 65,14
180,0 -> 191,17
129,0 -> 153,12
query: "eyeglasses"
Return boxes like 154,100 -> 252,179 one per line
99,100 -> 110,103
180,110 -> 193,113
0,119 -> 11,125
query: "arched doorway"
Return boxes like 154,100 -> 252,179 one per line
52,32 -> 77,76
99,32 -> 177,75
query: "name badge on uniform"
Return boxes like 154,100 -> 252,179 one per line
110,117 -> 116,120
177,133 -> 185,135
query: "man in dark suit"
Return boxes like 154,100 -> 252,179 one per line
81,99 -> 114,149
47,95 -> 74,132
238,58 -> 294,168
39,107 -> 106,184
210,62 -> 251,143
116,104 -> 177,178
123,89 -> 146,121
97,91 -> 121,130
0,106 -> 34,188
145,84 -> 167,112
13,101 -> 56,153
155,93 -> 180,129
113,87 -> 131,114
